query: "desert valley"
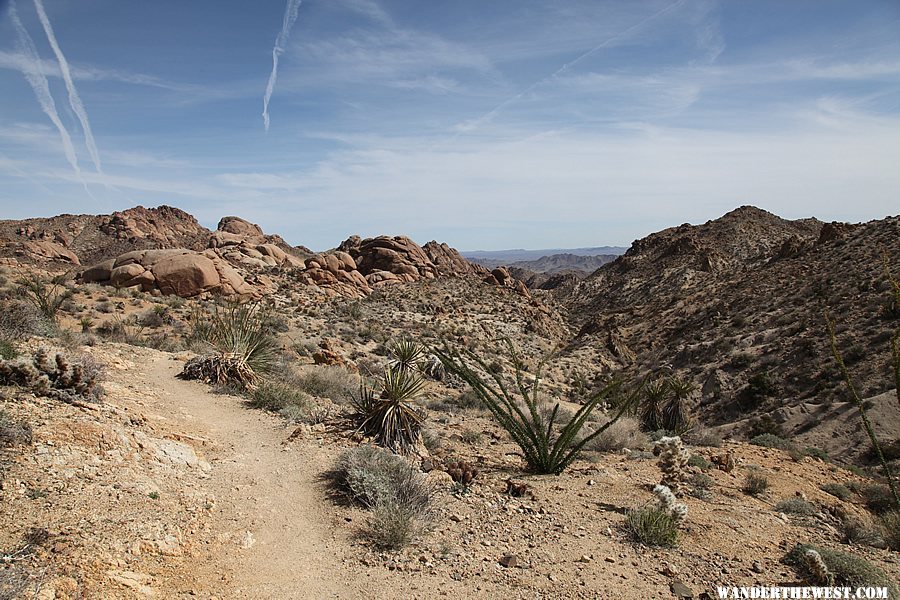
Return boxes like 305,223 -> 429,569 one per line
0,204 -> 897,599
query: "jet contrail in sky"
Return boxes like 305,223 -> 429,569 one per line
8,0 -> 92,196
32,0 -> 103,176
263,0 -> 302,132
455,0 -> 686,135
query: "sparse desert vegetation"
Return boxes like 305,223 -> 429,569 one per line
0,205 -> 897,598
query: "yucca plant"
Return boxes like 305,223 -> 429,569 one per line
16,272 -> 67,326
181,301 -> 279,391
434,339 -> 642,475
639,374 -> 695,435
639,377 -> 668,431
353,366 -> 427,454
387,339 -> 427,374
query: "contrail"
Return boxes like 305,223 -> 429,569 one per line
262,0 -> 302,131
456,0 -> 685,135
7,0 -> 92,196
32,0 -> 103,175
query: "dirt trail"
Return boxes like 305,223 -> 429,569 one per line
144,354 -> 357,599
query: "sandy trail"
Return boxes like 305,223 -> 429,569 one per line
144,353 -> 356,599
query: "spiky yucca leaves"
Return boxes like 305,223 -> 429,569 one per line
639,375 -> 695,435
353,366 -> 427,454
181,301 -> 279,391
435,339 -> 642,475
639,378 -> 668,431
387,339 -> 427,374
15,272 -> 67,326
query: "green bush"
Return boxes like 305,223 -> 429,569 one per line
783,544 -> 897,595
435,340 -> 641,475
248,378 -> 314,414
625,505 -> 679,547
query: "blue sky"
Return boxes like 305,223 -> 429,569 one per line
1,0 -> 898,251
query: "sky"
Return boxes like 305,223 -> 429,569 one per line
0,0 -> 899,252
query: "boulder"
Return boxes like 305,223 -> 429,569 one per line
78,249 -> 260,298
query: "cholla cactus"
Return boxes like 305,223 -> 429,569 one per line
653,484 -> 688,526
0,350 -> 99,402
802,549 -> 833,585
656,436 -> 690,495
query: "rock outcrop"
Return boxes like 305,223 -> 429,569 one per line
80,249 -> 259,297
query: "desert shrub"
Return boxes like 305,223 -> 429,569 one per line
775,498 -> 817,516
864,438 -> 900,463
688,472 -> 714,499
687,455 -> 712,470
820,483 -> 851,501
249,378 -> 314,414
747,414 -> 784,438
750,433 -> 792,450
861,484 -> 895,515
293,365 -> 358,402
15,272 -> 66,325
585,416 -> 647,453
746,371 -> 777,401
742,472 -> 770,497
783,544 -> 897,595
180,301 -> 279,390
0,410 -> 32,448
0,339 -> 17,360
688,428 -> 722,447
880,511 -> 900,550
625,505 -> 679,547
435,340 -> 641,475
803,447 -> 829,462
841,517 -> 886,548
0,299 -> 53,338
335,445 -> 434,549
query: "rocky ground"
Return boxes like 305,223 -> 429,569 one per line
0,204 -> 898,598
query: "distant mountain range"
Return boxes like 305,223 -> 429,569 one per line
461,246 -> 627,263
462,247 -> 627,272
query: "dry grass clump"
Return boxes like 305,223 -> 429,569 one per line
775,498 -> 817,516
585,416 -> 647,453
335,445 -> 435,549
742,472 -> 770,497
292,365 -> 358,403
625,505 -> 679,547
819,482 -> 851,500
248,377 -> 327,424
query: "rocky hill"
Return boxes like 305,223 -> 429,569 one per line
556,206 -> 900,463
0,203 -> 897,598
